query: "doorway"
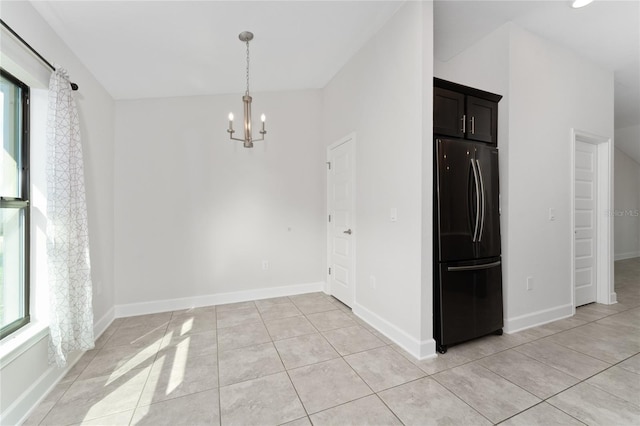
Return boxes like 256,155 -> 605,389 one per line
574,140 -> 598,306
327,134 -> 356,307
571,129 -> 615,309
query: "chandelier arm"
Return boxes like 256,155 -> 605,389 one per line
229,134 -> 249,142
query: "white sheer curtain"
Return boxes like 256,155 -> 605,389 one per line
46,68 -> 94,367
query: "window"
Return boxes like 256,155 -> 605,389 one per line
1,69 -> 30,339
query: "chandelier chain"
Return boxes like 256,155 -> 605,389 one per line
245,40 -> 250,96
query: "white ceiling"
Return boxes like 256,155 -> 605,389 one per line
30,1 -> 404,99
30,1 -> 639,140
434,0 -> 640,131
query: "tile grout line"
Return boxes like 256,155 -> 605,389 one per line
486,312 -> 640,424
255,298 -> 313,424
496,400 -> 589,426
378,304 -> 639,424
330,298 -> 466,426
35,317 -> 134,425
403,304 -> 615,379
127,313 -> 174,425
469,357 -> 585,424
427,371 -> 497,425
290,296 -> 364,421
278,295 -> 403,423
537,306 -> 637,365
29,278 -> 639,426
215,304 -> 222,426
298,298 -> 383,423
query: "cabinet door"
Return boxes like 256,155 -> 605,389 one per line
466,96 -> 498,144
434,87 -> 464,138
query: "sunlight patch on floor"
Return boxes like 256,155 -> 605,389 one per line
167,337 -> 190,395
181,318 -> 193,336
84,366 -> 151,422
106,338 -> 163,386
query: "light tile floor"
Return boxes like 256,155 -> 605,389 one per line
26,258 -> 640,425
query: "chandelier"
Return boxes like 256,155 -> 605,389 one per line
227,31 -> 266,148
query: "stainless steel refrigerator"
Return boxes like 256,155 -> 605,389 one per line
434,138 -> 503,353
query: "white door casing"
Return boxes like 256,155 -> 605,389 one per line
327,134 -> 355,307
571,129 -> 615,309
574,141 -> 597,306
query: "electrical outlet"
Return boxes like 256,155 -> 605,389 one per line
262,260 -> 269,270
526,276 -> 533,291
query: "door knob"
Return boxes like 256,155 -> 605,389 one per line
343,229 -> 352,235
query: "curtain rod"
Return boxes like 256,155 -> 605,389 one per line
1,18 -> 79,91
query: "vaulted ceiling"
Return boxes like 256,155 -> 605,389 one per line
30,1 -> 404,99
29,0 -> 639,157
434,0 -> 639,131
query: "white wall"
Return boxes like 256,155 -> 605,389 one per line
615,124 -> 640,164
507,25 -> 613,327
614,147 -> 640,259
614,124 -> 640,260
114,1 -> 437,359
323,1 -> 435,358
419,2 -> 435,348
0,2 -> 115,424
114,90 -> 325,312
436,23 -> 614,332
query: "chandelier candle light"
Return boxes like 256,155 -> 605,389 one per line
227,31 -> 266,148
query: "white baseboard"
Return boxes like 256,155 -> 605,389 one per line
93,306 -> 115,338
1,341 -> 82,426
504,303 -> 574,334
2,312 -> 131,426
614,251 -> 640,261
352,302 -> 436,361
114,281 -> 326,318
3,283 -> 326,424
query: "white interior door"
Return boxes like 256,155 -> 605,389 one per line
327,136 -> 355,307
574,141 -> 598,306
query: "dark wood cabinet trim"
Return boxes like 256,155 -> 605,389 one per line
434,77 -> 502,103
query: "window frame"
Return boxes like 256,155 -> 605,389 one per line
0,68 -> 31,339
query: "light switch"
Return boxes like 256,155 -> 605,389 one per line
390,208 -> 397,222
549,208 -> 556,221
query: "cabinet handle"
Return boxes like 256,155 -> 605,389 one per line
461,115 -> 466,133
471,116 -> 475,134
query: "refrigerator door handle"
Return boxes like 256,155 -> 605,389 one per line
447,260 -> 501,272
471,158 -> 480,242
476,159 -> 486,242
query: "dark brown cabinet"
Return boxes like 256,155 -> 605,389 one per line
433,78 -> 503,353
434,87 -> 464,139
434,78 -> 501,145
